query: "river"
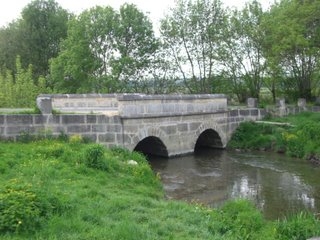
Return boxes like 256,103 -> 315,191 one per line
149,149 -> 320,220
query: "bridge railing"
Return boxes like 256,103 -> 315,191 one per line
117,94 -> 228,118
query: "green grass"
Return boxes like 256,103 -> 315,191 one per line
0,139 -> 319,239
228,112 -> 320,159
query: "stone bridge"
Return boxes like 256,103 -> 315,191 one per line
0,94 -> 266,157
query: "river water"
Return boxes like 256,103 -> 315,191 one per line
149,149 -> 320,219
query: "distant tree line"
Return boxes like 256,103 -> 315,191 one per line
0,0 -> 319,107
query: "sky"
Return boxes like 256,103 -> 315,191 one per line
0,0 -> 272,28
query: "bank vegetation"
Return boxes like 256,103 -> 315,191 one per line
0,135 -> 319,239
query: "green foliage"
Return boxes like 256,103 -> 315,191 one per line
228,121 -> 280,150
160,0 -> 228,94
0,180 -> 56,233
209,200 -> 266,239
276,212 -> 320,240
222,0 -> 265,102
0,56 -> 51,108
84,144 -> 107,171
0,140 -> 318,239
229,112 -> 320,161
263,0 -> 320,101
50,4 -> 158,93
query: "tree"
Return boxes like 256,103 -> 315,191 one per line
263,0 -> 320,101
50,6 -> 118,93
0,21 -> 22,73
113,4 -> 159,92
50,4 -> 158,93
220,1 -> 266,103
0,56 -> 51,108
20,0 -> 70,77
0,0 -> 70,79
160,0 -> 228,93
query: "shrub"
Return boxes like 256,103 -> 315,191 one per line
84,144 -> 107,170
0,180 -> 53,233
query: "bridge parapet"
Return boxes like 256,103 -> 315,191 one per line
38,94 -> 119,114
117,94 -> 227,118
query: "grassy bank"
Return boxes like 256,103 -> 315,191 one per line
0,138 -> 320,239
228,112 -> 320,162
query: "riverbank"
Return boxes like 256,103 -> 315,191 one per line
227,111 -> 320,165
0,139 -> 320,239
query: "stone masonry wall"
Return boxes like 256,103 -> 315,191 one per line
227,108 -> 267,140
0,114 -> 122,148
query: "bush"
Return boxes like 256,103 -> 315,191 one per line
0,180 -> 53,233
84,144 -> 107,170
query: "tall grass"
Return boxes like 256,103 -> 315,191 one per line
228,112 -> 320,160
0,139 -> 319,239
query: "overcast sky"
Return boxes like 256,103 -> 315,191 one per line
0,0 -> 272,28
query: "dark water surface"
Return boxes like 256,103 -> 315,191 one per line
149,149 -> 320,219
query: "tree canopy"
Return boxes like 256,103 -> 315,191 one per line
1,0 -> 320,106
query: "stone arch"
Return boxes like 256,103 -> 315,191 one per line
132,127 -> 169,157
193,122 -> 227,150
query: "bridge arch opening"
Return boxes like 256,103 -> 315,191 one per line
195,129 -> 224,151
134,136 -> 169,158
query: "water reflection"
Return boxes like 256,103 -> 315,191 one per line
149,149 -> 320,219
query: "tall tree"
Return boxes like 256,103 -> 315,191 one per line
50,4 -> 158,93
160,0 -> 228,93
220,1 -> 266,102
50,6 -> 118,93
263,0 -> 320,101
113,4 -> 159,92
20,0 -> 70,78
0,21 -> 21,73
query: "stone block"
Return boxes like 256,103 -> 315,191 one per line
34,115 -> 60,125
86,115 -> 97,124
6,126 -> 33,135
189,122 -> 201,131
6,115 -> 33,125
110,116 -> 121,124
34,115 -> 46,125
36,96 -> 52,114
82,134 -> 97,142
0,115 -> 4,124
106,124 -> 122,133
250,109 -> 259,116
297,98 -> 306,108
95,115 -> 109,124
98,133 -> 115,142
229,109 -> 239,117
160,125 -> 177,135
239,109 -> 250,116
247,98 -> 258,108
67,125 -> 91,133
276,98 -> 286,108
92,125 -> 106,132
177,123 -> 188,132
146,104 -> 162,115
62,115 -> 85,124
163,104 -> 175,113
